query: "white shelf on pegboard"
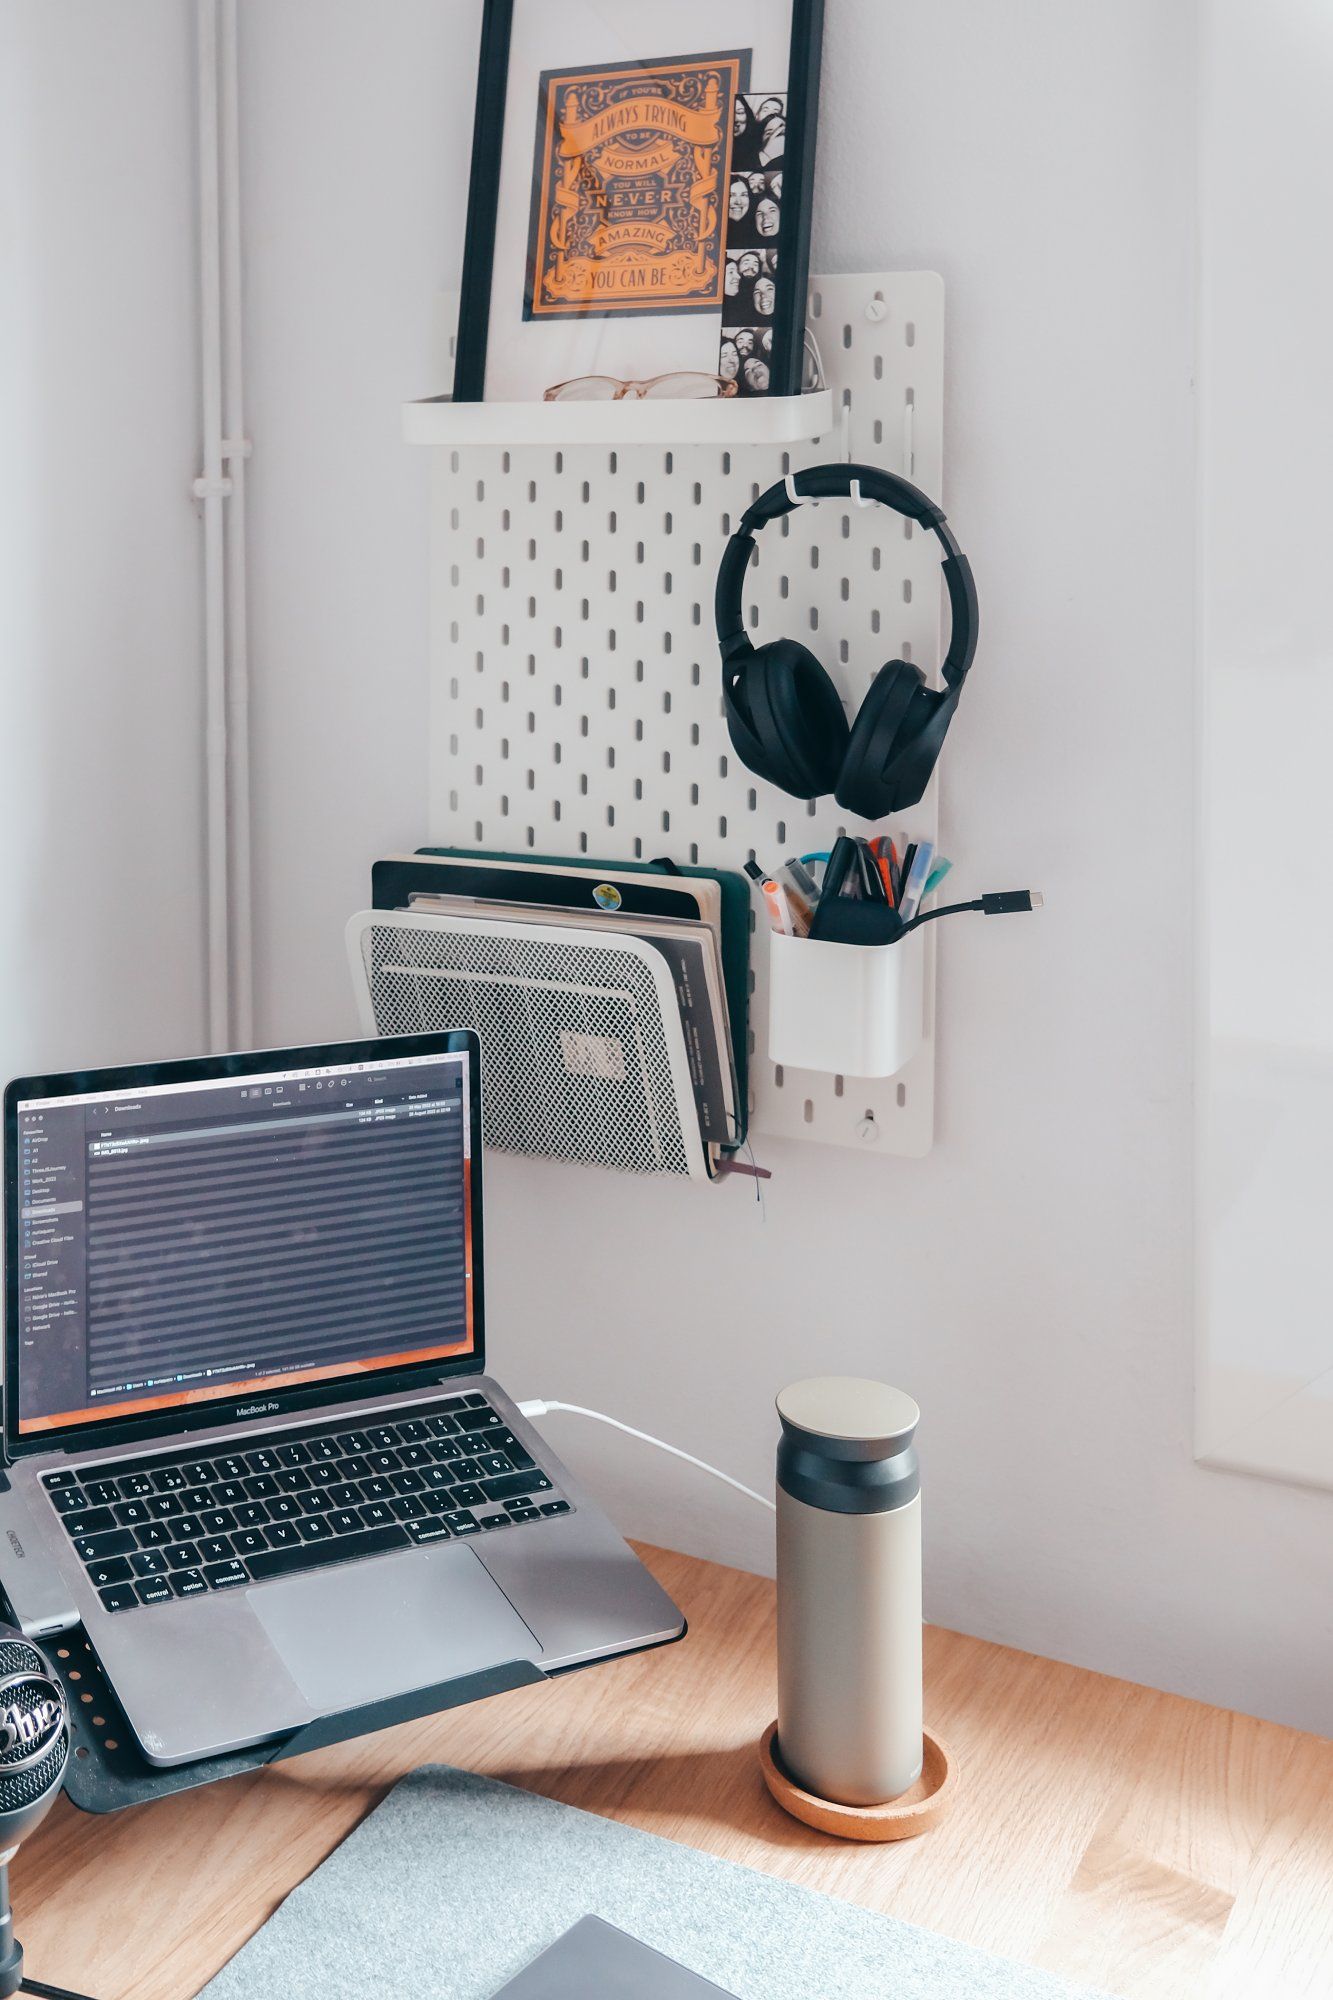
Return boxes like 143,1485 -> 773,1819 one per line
414,272 -> 945,1158
403,389 -> 835,450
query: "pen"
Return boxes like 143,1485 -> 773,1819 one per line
784,857 -> 822,905
898,841 -> 936,922
777,865 -> 816,933
761,879 -> 795,935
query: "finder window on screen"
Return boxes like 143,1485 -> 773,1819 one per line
14,1051 -> 474,1436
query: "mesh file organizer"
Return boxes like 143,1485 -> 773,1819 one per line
347,909 -> 711,1179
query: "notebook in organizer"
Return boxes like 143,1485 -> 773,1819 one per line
374,850 -> 750,1149
490,1916 -> 739,1998
346,908 -> 712,1179
403,893 -> 736,1149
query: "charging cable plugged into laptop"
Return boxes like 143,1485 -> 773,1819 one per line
517,1402 -> 775,1513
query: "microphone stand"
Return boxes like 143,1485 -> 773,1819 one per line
0,1861 -> 97,2000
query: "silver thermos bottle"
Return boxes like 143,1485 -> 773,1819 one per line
774,1376 -> 922,1806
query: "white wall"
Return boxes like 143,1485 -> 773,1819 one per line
239,0 -> 1333,1735
0,2 -> 207,1075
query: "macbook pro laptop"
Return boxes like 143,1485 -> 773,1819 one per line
0,1032 -> 684,1765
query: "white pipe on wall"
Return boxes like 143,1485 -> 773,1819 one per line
195,0 -> 230,1051
219,0 -> 253,1047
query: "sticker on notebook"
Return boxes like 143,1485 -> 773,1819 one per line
591,883 -> 623,910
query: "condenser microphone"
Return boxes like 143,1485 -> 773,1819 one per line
0,1627 -> 78,2000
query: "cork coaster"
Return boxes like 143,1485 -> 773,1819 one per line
758,1722 -> 956,1842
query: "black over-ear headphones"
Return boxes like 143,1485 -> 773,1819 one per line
714,461 -> 979,819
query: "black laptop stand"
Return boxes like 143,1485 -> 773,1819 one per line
32,1612 -> 545,1815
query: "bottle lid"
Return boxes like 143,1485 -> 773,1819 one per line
776,1377 -> 919,1459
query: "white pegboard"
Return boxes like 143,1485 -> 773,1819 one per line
421,271 -> 945,1156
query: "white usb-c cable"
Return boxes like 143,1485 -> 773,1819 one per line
517,1399 -> 775,1513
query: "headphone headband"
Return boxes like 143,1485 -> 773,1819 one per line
715,461 -> 978,688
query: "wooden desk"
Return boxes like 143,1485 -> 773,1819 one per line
15,1545 -> 1333,1999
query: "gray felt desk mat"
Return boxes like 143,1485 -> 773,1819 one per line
199,1765 -> 1115,2000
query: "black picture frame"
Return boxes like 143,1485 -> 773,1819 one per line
453,0 -> 824,403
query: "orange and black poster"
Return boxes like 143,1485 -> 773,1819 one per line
525,50 -> 750,320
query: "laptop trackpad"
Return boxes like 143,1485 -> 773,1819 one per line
250,1544 -> 542,1713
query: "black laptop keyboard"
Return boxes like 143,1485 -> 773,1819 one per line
40,1393 -> 572,1617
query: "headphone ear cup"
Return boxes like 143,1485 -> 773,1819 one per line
728,639 -> 849,800
878,683 -> 961,811
835,660 -> 926,818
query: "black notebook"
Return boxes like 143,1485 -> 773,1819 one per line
490,1916 -> 739,1998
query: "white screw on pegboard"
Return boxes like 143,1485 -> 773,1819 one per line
864,293 -> 888,323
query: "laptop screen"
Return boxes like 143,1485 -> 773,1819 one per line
10,1046 -> 475,1439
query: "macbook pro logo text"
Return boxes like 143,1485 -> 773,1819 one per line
237,1400 -> 279,1419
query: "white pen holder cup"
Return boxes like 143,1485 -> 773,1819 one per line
768,928 -> 925,1079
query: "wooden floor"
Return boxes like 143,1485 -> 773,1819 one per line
16,1545 -> 1333,1999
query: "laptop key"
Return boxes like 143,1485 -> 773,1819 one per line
423,1465 -> 454,1490
65,1506 -> 116,1538
452,1457 -> 482,1481
99,1583 -> 138,1613
174,1514 -> 206,1543
358,1502 -> 393,1529
298,1489 -> 330,1515
338,1455 -> 371,1481
265,1522 -> 300,1548
479,1513 -> 511,1530
215,1457 -> 248,1482
449,1483 -> 485,1510
340,1431 -> 371,1454
406,1516 -> 450,1543
476,1452 -> 513,1479
119,1473 -> 154,1498
234,1502 -> 270,1529
460,1393 -> 489,1409
457,1409 -> 502,1434
397,1421 -> 427,1443
246,1522 -> 408,1582
136,1522 -> 173,1548
274,1442 -> 311,1468
390,1470 -> 425,1495
203,1560 -> 248,1590
310,1438 -> 341,1462
182,1461 -> 216,1487
276,1468 -> 311,1494
423,1414 -> 459,1438
243,1474 -> 279,1500
50,1487 -> 89,1516
297,1516 -> 333,1543
397,1444 -> 429,1468
74,1530 -> 136,1564
151,1466 -> 188,1492
366,1450 -> 400,1475
83,1479 -> 121,1507
539,1501 -> 571,1517
389,1495 -> 426,1522
308,1461 -> 340,1487
170,1569 -> 207,1598
201,1508 -> 237,1534
327,1483 -> 361,1510
245,1448 -> 280,1474
231,1528 -> 269,1557
327,1510 -> 361,1537
441,1509 -> 479,1534
166,1542 -> 202,1571
42,1469 -> 78,1490
113,1500 -> 150,1527
480,1471 -> 553,1504
136,1578 -> 173,1607
268,1495 -> 302,1521
148,1494 -> 184,1520
212,1481 -> 247,1507
198,1536 -> 234,1564
130,1550 -> 168,1578
362,1476 -> 393,1503
367,1427 -> 400,1451
507,1504 -> 541,1522
87,1555 -> 134,1588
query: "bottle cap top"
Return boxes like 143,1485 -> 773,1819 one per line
776,1377 -> 919,1454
